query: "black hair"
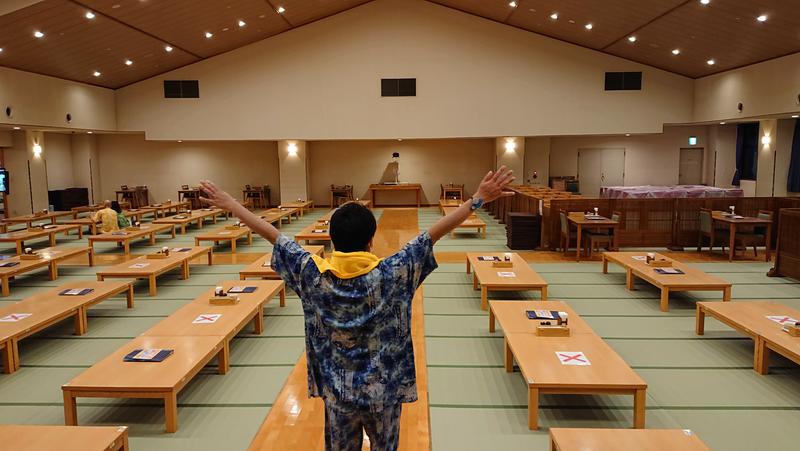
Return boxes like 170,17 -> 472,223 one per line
110,201 -> 122,213
330,203 -> 376,253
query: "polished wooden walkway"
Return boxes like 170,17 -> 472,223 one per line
248,208 -> 430,451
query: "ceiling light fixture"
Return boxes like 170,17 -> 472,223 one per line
584,23 -> 593,30
85,11 -> 96,19
238,20 -> 246,27
700,0 -> 710,5
13,126 -> 20,130
792,115 -> 799,119
509,1 -> 517,7
165,45 -> 173,52
87,131 -> 93,134
706,59 -> 715,65
625,134 -> 631,137
277,6 -> 285,14
205,32 -> 213,39
756,14 -> 767,22
672,49 -> 681,55
720,121 -> 726,125
33,30 -> 44,39
125,59 -> 133,66
93,70 -> 101,77
628,36 -> 637,43
550,12 -> 558,20
0,48 -> 4,53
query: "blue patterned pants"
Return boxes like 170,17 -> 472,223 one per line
324,401 -> 402,451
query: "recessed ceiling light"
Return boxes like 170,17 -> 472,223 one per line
584,23 -> 593,30
85,11 -> 96,19
756,14 -> 767,22
793,115 -> 799,119
550,12 -> 558,20
87,131 -> 93,134
628,36 -> 637,43
720,121 -> 726,125
509,1 -> 517,7
13,126 -> 20,130
0,48 -> 4,53
93,71 -> 101,77
125,59 -> 133,66
165,45 -> 173,52
177,140 -> 183,143
672,48 -> 681,55
625,133 -> 631,137
277,6 -> 285,14
205,32 -> 213,39
33,30 -> 44,39
706,59 -> 715,65
238,19 -> 246,27
700,0 -> 710,5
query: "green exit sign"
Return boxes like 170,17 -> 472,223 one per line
688,136 -> 699,146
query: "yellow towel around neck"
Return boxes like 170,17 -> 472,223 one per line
311,251 -> 382,279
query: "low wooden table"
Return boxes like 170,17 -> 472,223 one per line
466,252 -> 548,310
240,246 -> 325,280
63,335 -> 225,433
568,212 -> 619,262
711,211 -> 772,262
696,301 -> 800,374
0,425 -> 129,451
0,224 -> 80,254
142,280 -> 285,372
283,200 -> 314,216
0,246 -> 93,297
122,207 -> 158,222
506,333 -> 647,430
70,204 -> 105,218
488,300 -> 594,335
62,218 -> 101,236
88,223 -> 176,255
369,183 -> 422,208
294,223 -> 331,246
96,247 -> 212,296
442,206 -> 486,238
148,201 -> 191,218
438,198 -> 461,214
265,207 -> 300,224
194,226 -> 252,253
153,208 -> 226,234
550,428 -> 710,451
602,252 -> 731,312
0,281 -> 133,374
2,211 -> 74,228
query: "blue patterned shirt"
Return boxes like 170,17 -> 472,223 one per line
271,232 -> 437,408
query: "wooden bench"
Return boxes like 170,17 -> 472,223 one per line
602,252 -> 732,312
550,428 -> 710,451
153,208 -> 226,234
264,207 -> 300,224
0,425 -> 129,451
141,280 -> 286,373
88,223 -> 176,255
0,246 -> 94,297
122,206 -> 158,222
294,223 -> 332,246
466,252 -> 548,309
239,245 -> 325,280
2,211 -> 74,228
489,300 -> 647,430
96,246 -> 212,296
63,335 -> 225,433
0,281 -> 133,374
0,224 -> 81,254
283,200 -> 314,216
148,201 -> 191,218
696,301 -> 800,375
442,206 -> 486,238
194,226 -> 252,253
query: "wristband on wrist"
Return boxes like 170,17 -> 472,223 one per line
470,197 -> 484,211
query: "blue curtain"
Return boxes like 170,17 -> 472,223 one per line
788,120 -> 800,193
732,123 -> 759,185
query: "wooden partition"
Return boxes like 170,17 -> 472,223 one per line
769,208 -> 800,281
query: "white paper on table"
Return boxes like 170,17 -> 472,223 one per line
556,351 -> 591,366
129,263 -> 150,269
766,315 -> 799,325
0,313 -> 32,322
192,314 -> 222,324
632,256 -> 648,261
218,231 -> 231,235
497,271 -> 516,278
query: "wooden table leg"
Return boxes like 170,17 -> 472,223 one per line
254,308 -> 265,334
1,341 -> 14,374
729,224 -> 736,262
63,390 -> 78,425
207,250 -> 213,266
481,286 -> 488,310
540,286 -> 548,301
74,309 -> 86,335
1,277 -> 9,297
659,288 -> 670,312
49,233 -> 57,247
765,225 -> 772,262
633,388 -> 646,428
49,261 -> 58,280
722,286 -> 731,302
466,259 -> 471,274
123,240 -> 130,255
612,225 -> 619,251
576,224 -> 582,262
755,338 -> 770,375
164,391 -> 178,433
695,304 -> 706,335
489,307 -> 496,333
279,287 -> 286,307
194,238 -> 200,247
602,256 -> 608,274
149,275 -> 157,296
182,261 -> 190,280
126,284 -> 134,308
88,247 -> 94,266
626,269 -> 635,291
472,273 -> 478,291
528,387 -> 539,430
504,338 -> 514,372
231,239 -> 236,254
218,341 -> 230,375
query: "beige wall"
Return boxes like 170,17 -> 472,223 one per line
95,135 -> 280,205
0,67 -> 116,131
495,137 -> 525,178
549,125 -> 710,190
71,134 -> 101,204
775,119 -> 798,196
524,137 -> 550,187
43,132 -> 74,190
308,139 -> 494,206
694,52 -> 800,123
707,124 -> 737,188
278,140 -> 308,204
4,130 -> 49,216
115,0 -> 693,141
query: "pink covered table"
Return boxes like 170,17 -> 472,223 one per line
600,185 -> 743,199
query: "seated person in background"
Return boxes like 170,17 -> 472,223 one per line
92,200 -> 119,233
198,166 -> 514,451
111,201 -> 131,228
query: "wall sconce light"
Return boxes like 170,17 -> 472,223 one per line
761,135 -> 771,146
287,142 -> 298,156
32,142 -> 42,158
504,139 -> 517,153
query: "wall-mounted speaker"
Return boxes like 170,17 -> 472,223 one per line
5,106 -> 12,118
66,113 -> 72,123
737,103 -> 743,113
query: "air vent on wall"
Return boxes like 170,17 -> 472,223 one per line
164,80 -> 200,98
381,78 -> 416,97
604,72 -> 642,91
